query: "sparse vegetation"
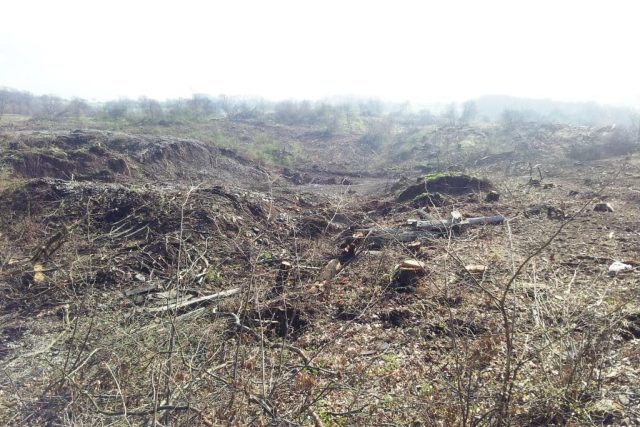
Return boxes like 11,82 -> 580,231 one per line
1,93 -> 639,426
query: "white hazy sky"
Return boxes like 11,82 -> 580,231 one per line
1,0 -> 639,105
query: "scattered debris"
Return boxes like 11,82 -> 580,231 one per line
410,215 -> 505,231
356,214 -> 504,247
521,282 -> 550,298
353,228 -> 438,247
416,207 -> 431,219
3,118 -> 639,426
141,287 -> 241,314
125,284 -> 159,297
524,204 -> 566,219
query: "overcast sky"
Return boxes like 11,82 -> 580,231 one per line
1,0 -> 639,105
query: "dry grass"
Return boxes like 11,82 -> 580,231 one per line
0,123 -> 639,426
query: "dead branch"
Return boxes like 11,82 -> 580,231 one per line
354,228 -> 439,246
142,287 -> 241,313
215,311 -> 310,364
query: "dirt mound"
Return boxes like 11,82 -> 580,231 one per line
1,130 -> 268,187
0,177 -> 342,307
397,173 -> 492,202
2,131 -> 131,181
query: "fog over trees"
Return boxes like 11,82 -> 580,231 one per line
1,87 -> 638,131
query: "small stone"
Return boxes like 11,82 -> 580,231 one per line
280,261 -> 292,270
134,273 -> 146,282
609,261 -> 633,276
521,282 -> 550,298
594,202 -> 614,212
352,232 -> 365,241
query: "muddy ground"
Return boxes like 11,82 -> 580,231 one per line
0,122 -> 639,426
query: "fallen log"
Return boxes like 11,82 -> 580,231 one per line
409,215 -> 505,231
354,228 -> 439,246
143,287 -> 241,313
416,208 -> 431,219
355,215 -> 505,246
125,283 -> 160,297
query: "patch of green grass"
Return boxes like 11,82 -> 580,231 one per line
0,114 -> 30,124
381,353 -> 399,364
416,381 -> 433,397
316,401 -> 349,426
412,192 -> 430,204
424,171 -> 464,182
258,251 -> 273,263
381,393 -> 395,408
203,266 -> 223,284
0,165 -> 25,191
243,134 -> 301,168
372,353 -> 401,376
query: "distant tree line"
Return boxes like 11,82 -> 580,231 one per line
0,88 -> 91,119
1,87 -> 638,139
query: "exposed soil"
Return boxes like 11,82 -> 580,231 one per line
396,173 -> 493,202
0,121 -> 639,426
1,129 -> 269,186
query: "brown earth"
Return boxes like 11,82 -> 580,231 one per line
0,121 -> 639,426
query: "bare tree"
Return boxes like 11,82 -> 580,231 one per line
187,94 -> 215,119
631,111 -> 640,144
442,103 -> 457,126
219,94 -> 238,118
67,97 -> 91,118
0,90 -> 7,118
138,97 -> 163,122
459,100 -> 477,124
501,109 -> 524,129
38,95 -> 64,119
104,99 -> 130,119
